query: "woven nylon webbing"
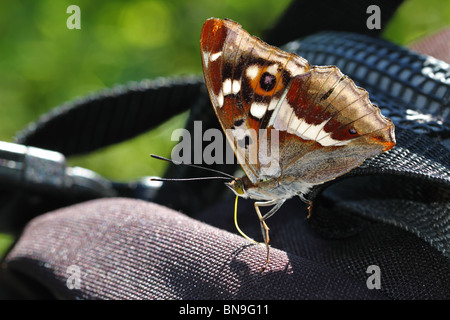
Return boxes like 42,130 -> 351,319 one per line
14,76 -> 204,157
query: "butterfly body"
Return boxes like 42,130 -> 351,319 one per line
200,18 -> 395,268
228,174 -> 313,202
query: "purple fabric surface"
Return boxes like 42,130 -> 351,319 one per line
5,198 -> 389,299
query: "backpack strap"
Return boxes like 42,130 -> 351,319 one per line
14,76 -> 204,156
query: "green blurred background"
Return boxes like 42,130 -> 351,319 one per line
0,0 -> 449,256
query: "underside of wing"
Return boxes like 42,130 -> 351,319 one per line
201,18 -> 395,187
200,18 -> 310,183
269,65 -> 395,185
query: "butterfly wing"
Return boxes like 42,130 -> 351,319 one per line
200,18 -> 311,183
269,65 -> 395,185
201,18 -> 395,189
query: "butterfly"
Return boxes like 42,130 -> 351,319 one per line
199,18 -> 395,269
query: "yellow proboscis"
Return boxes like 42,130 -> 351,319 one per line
234,195 -> 259,244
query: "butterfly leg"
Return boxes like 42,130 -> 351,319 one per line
254,199 -> 285,269
299,193 -> 313,218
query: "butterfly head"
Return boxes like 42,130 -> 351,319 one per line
225,178 -> 248,198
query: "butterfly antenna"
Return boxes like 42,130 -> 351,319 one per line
150,154 -> 235,180
150,176 -> 230,182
